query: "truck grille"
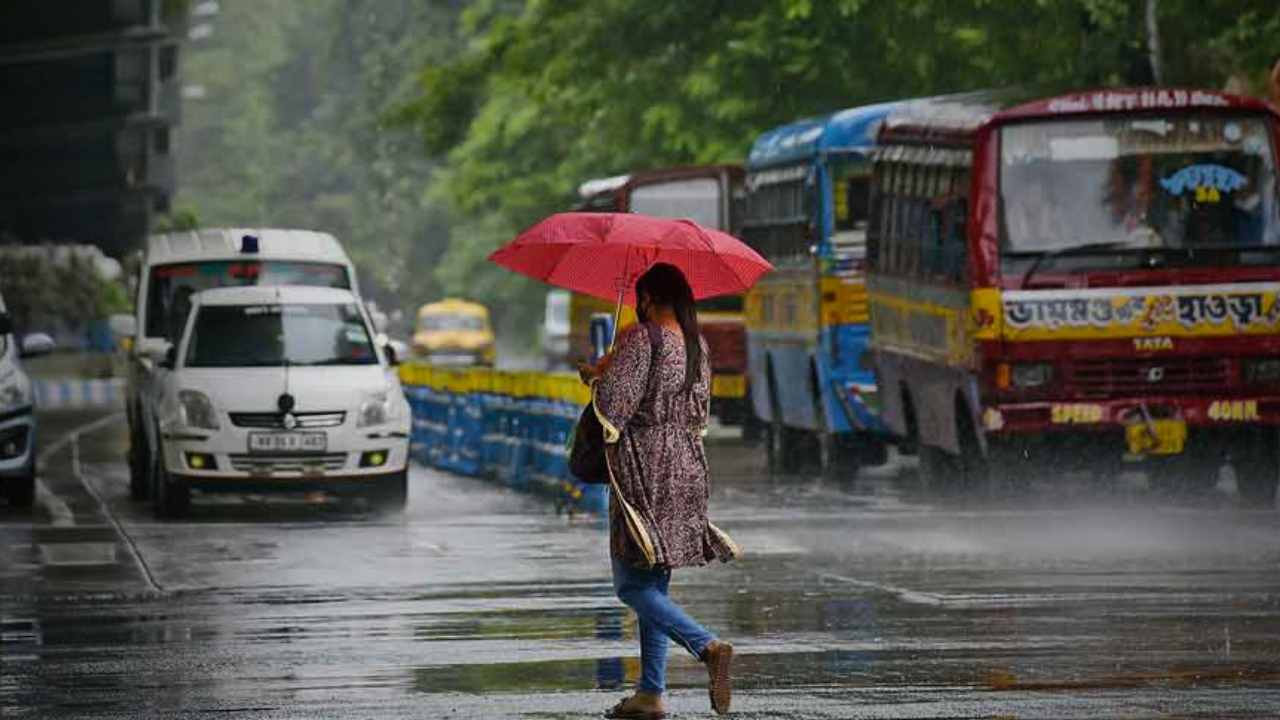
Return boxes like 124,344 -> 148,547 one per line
229,453 -> 348,473
1065,357 -> 1230,397
228,411 -> 345,429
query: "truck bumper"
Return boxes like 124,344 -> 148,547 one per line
982,395 -> 1280,457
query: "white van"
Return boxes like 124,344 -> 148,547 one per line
119,229 -> 365,506
148,285 -> 410,517
0,292 -> 53,508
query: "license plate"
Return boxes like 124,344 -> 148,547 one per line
247,432 -> 327,454
711,374 -> 746,399
1125,419 -> 1187,456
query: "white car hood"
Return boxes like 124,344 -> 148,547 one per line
175,366 -> 398,414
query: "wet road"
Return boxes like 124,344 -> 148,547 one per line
3,411 -> 1280,718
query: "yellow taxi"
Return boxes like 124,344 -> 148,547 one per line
412,299 -> 496,366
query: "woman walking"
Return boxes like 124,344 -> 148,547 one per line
581,263 -> 738,719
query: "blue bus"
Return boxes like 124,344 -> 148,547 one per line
740,101 -> 903,473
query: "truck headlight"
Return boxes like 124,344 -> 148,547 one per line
0,382 -> 28,410
1011,363 -> 1053,389
178,390 -> 220,430
1244,357 -> 1280,384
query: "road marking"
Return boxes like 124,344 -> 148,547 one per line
37,542 -> 118,566
33,482 -> 72,527
34,412 -> 123,527
811,568 -> 947,607
60,414 -> 165,594
28,412 -> 164,591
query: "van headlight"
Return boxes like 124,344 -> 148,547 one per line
0,382 -> 28,410
358,392 -> 399,428
178,390 -> 220,430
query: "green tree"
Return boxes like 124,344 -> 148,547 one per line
175,0 -> 464,325
400,0 -> 1280,335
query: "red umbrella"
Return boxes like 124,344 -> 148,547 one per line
488,212 -> 772,307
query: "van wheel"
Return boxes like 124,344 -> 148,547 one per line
152,445 -> 190,519
128,429 -> 150,501
1236,430 -> 1278,508
368,471 -> 408,511
5,467 -> 35,508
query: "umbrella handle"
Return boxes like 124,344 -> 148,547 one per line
609,288 -> 623,353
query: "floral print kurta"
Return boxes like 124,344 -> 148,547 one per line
593,322 -> 737,569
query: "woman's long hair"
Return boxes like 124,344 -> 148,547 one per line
635,263 -> 702,392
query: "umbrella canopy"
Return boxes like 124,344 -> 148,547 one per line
488,212 -> 772,306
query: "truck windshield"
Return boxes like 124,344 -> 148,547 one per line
146,261 -> 350,341
185,303 -> 377,368
1000,114 -> 1279,274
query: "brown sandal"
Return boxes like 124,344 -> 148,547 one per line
702,640 -> 734,715
604,696 -> 668,719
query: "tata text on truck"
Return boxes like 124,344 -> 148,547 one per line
574,166 -> 753,427
740,103 -> 904,473
867,89 -> 1280,505
121,228 -> 361,510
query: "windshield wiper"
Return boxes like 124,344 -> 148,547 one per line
1017,241 -> 1146,289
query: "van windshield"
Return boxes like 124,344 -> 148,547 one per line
146,261 -> 350,341
185,303 -> 377,368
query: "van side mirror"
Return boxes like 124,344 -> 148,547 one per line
382,343 -> 400,367
20,333 -> 55,359
109,314 -> 137,340
159,346 -> 177,370
0,312 -> 12,336
139,337 -> 172,364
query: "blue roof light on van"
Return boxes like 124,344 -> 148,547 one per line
240,234 -> 259,254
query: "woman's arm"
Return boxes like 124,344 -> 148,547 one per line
591,325 -> 652,443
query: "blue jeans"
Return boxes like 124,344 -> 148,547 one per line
612,559 -> 716,694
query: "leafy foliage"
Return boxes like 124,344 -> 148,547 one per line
179,1 -> 1280,340
398,0 -> 1279,334
175,0 -> 463,327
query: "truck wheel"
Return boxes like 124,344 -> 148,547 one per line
1235,430 -> 1278,508
368,471 -> 408,511
918,444 -> 959,494
1148,447 -> 1221,496
815,430 -> 842,478
848,433 -> 889,468
765,375 -> 800,474
740,414 -> 764,445
5,468 -> 35,508
152,446 -> 190,519
955,406 -> 993,494
766,418 -> 800,474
